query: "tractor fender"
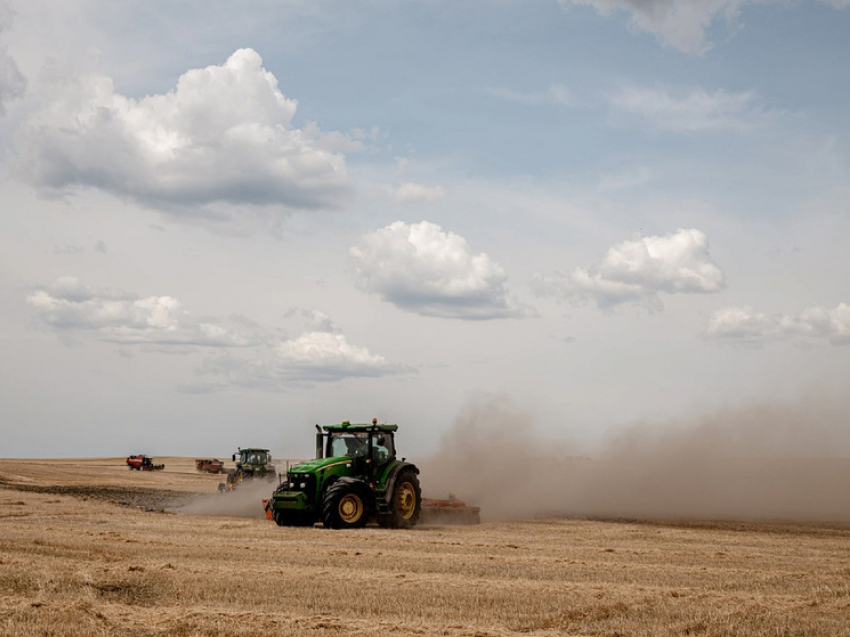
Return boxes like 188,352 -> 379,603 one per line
382,461 -> 420,501
319,474 -> 339,498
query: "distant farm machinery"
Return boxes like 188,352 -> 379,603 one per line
126,455 -> 165,471
195,458 -> 227,474
219,448 -> 277,492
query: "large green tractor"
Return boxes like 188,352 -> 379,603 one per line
269,420 -> 421,529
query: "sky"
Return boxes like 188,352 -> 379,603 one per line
1,0 -> 849,460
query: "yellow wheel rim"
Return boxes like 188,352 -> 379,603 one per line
396,482 -> 416,519
339,494 -> 364,523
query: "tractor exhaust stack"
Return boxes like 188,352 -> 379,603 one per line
315,424 -> 323,459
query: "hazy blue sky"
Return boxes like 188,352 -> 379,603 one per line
1,0 -> 849,459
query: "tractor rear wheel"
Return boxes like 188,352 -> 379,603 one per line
381,469 -> 421,529
321,480 -> 372,529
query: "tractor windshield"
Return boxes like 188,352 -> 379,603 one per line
328,432 -> 395,462
330,433 -> 369,458
243,451 -> 269,465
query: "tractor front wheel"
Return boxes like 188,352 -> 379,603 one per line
380,469 -> 421,529
321,480 -> 372,529
273,509 -> 314,527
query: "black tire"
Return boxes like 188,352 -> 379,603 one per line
321,480 -> 373,529
382,469 -> 421,529
273,509 -> 314,527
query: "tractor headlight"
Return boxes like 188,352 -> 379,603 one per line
289,482 -> 295,488
299,482 -> 307,489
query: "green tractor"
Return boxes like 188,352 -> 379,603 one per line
219,447 -> 277,492
269,419 -> 421,529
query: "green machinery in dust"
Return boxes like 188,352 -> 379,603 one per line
219,447 -> 278,491
269,419 -> 421,529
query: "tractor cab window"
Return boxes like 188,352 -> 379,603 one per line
373,434 -> 394,464
243,451 -> 268,465
330,433 -> 368,458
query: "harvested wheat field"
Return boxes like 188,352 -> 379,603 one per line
1,458 -> 850,637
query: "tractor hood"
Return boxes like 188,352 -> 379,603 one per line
288,456 -> 351,474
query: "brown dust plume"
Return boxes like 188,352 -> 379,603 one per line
419,393 -> 850,524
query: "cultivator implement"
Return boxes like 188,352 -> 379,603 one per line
420,497 -> 481,525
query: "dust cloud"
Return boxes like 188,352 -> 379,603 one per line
419,393 -> 850,524
174,479 -> 277,519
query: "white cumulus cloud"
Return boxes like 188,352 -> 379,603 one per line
533,228 -> 725,311
563,0 -> 849,54
393,182 -> 447,204
391,157 -> 447,204
198,332 -> 408,389
705,303 -> 850,346
27,277 -> 408,388
564,0 -> 744,54
14,48 -> 352,220
350,221 -> 529,320
27,277 -> 260,347
277,331 -> 387,367
611,85 -> 768,132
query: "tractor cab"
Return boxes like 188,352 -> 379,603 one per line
321,420 -> 397,478
233,447 -> 272,469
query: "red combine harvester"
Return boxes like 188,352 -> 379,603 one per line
126,455 -> 165,471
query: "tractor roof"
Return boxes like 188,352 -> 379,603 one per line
239,447 -> 270,452
323,421 -> 398,433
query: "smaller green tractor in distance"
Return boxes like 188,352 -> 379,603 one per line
269,419 -> 421,529
219,447 -> 277,492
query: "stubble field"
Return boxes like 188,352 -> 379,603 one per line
1,457 -> 849,636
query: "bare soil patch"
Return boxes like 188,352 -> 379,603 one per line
2,457 -> 849,636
